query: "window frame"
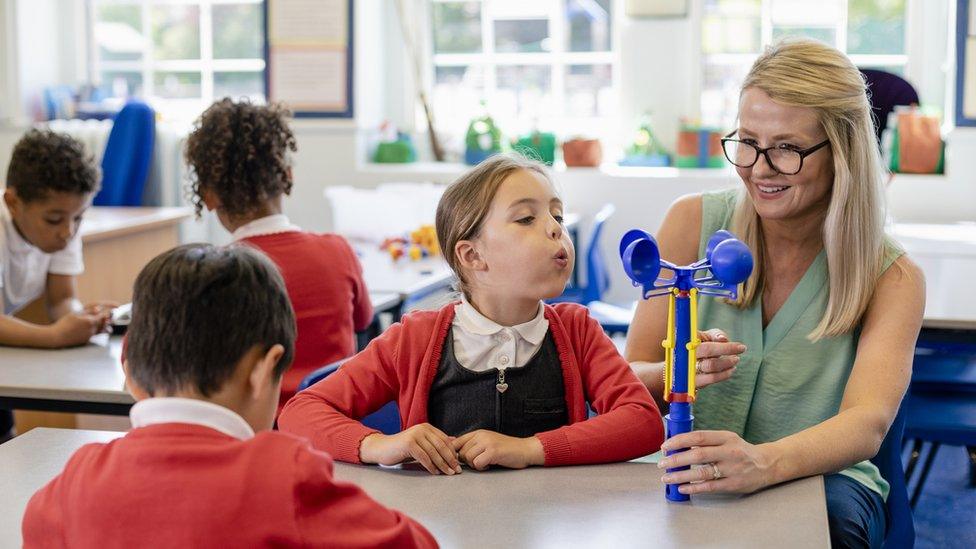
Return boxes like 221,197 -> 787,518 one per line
700,0 -> 911,128
425,0 -> 620,144
88,0 -> 267,118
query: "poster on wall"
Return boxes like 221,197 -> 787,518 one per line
265,0 -> 354,118
957,0 -> 976,125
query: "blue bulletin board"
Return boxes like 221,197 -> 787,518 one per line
956,0 -> 976,126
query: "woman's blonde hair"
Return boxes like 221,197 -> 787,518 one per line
730,38 -> 887,340
435,154 -> 554,298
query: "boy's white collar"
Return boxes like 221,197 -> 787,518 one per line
130,397 -> 255,440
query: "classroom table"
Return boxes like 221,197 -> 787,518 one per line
0,292 -> 407,417
0,427 -> 830,549
78,207 -> 194,304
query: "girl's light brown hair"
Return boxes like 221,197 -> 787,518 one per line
435,154 -> 554,298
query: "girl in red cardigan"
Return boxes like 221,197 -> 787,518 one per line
278,154 -> 664,474
185,99 -> 372,411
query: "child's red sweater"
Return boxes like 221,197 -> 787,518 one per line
278,302 -> 664,466
22,424 -> 437,548
241,232 -> 373,408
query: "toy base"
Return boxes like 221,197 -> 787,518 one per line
666,485 -> 690,502
464,149 -> 499,166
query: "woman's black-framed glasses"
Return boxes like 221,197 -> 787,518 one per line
720,131 -> 830,176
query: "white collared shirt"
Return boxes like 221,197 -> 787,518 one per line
230,214 -> 301,241
0,200 -> 84,315
129,397 -> 255,440
451,296 -> 549,372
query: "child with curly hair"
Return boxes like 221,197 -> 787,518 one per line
186,98 -> 372,412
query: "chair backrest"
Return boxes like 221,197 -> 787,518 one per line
860,69 -> 920,145
870,400 -> 915,549
296,358 -> 401,435
95,100 -> 155,206
582,203 -> 616,304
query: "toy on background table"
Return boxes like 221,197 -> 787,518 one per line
372,121 -> 417,163
620,114 -> 671,167
464,104 -> 503,165
512,130 -> 556,165
380,224 -> 441,262
675,122 -> 725,168
620,228 -> 753,502
562,138 -> 603,167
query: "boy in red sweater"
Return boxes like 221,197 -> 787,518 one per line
22,244 -> 436,548
186,99 -> 372,409
279,155 -> 664,474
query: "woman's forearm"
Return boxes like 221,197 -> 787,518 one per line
762,405 -> 889,485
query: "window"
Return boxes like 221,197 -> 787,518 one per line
701,0 -> 906,128
91,0 -> 266,118
428,0 -> 616,150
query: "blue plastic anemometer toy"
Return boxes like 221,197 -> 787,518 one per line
620,229 -> 754,502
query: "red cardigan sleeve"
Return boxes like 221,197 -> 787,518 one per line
292,445 -> 438,548
278,322 -> 404,464
535,307 -> 664,466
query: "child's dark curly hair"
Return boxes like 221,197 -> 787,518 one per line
185,98 -> 297,217
6,129 -> 100,203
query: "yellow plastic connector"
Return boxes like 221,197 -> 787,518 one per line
686,288 -> 700,400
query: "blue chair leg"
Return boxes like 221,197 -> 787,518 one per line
909,442 -> 940,509
969,446 -> 976,487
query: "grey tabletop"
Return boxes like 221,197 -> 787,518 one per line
369,291 -> 402,314
0,428 -> 122,546
0,428 -> 828,549
358,248 -> 456,300
0,335 -> 131,405
333,461 -> 829,549
0,292 -> 401,409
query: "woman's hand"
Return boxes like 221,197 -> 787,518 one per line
452,430 -> 545,471
657,430 -> 777,495
359,423 -> 462,475
693,329 -> 746,389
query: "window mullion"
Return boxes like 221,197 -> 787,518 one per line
837,0 -> 849,51
142,2 -> 153,98
482,1 -> 496,106
550,0 -> 565,128
200,0 -> 214,102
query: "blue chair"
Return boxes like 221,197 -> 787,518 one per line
94,100 -> 155,206
903,389 -> 976,506
297,358 -> 401,435
548,204 -> 635,334
551,203 -> 615,305
870,401 -> 914,549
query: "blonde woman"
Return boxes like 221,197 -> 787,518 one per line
627,38 -> 924,548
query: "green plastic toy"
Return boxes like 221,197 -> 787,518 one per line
513,130 -> 557,165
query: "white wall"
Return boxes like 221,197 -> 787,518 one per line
0,0 -> 968,304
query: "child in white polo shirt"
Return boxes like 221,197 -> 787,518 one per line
1,130 -> 114,437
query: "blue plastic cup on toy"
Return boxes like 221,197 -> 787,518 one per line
705,230 -> 737,264
709,238 -> 754,286
619,229 -> 653,259
621,237 -> 661,286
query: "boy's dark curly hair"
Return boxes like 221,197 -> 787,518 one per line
185,98 -> 297,217
6,129 -> 100,203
